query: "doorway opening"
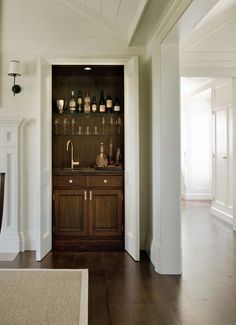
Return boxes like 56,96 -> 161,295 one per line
181,78 -> 212,203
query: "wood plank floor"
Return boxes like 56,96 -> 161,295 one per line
1,200 -> 236,324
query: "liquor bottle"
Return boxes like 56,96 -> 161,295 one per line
91,96 -> 97,113
99,90 -> 106,113
69,90 -> 76,113
84,92 -> 91,113
96,142 -> 108,167
106,92 -> 113,113
113,96 -> 121,113
77,90 -> 83,113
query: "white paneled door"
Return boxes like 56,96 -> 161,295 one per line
124,56 -> 140,261
36,57 -> 52,261
212,105 -> 233,223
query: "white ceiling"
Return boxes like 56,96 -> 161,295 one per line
0,0 -> 174,46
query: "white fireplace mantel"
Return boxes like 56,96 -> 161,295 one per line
0,117 -> 31,253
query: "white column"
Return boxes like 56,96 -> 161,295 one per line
155,43 -> 182,274
0,118 -> 24,252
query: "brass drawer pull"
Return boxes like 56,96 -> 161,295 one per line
69,179 -> 73,184
89,191 -> 92,200
104,179 -> 108,184
84,191 -> 87,200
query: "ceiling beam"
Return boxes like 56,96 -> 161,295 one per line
61,0 -> 127,42
127,0 -> 150,46
182,3 -> 236,51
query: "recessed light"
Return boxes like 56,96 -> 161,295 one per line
84,67 -> 92,71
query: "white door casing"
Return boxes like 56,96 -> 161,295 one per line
36,57 -> 140,261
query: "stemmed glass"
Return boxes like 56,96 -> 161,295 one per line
101,117 -> 106,135
110,117 -> 114,135
71,118 -> 75,134
117,117 -> 123,135
54,118 -> 59,135
63,117 -> 68,134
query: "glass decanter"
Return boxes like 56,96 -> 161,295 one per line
96,142 -> 108,167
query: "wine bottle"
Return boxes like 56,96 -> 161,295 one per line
69,90 -> 76,113
106,92 -> 113,113
91,96 -> 97,113
77,90 -> 83,113
113,96 -> 121,113
96,142 -> 108,167
99,90 -> 106,113
84,92 -> 91,113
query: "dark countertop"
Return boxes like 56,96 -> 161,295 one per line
53,167 -> 124,176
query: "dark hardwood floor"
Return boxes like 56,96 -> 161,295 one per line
1,200 -> 236,324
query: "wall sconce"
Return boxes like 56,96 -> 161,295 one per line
8,60 -> 21,96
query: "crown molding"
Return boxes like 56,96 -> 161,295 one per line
146,0 -> 192,45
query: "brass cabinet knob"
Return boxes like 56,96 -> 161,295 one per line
104,179 -> 108,183
69,179 -> 73,183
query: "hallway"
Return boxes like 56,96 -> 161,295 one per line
0,201 -> 236,324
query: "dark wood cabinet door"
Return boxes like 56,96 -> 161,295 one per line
89,190 -> 123,237
54,190 -> 88,236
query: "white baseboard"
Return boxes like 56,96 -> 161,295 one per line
182,193 -> 212,200
155,244 -> 182,275
145,233 -> 158,268
0,231 -> 36,253
0,232 -> 20,253
210,206 -> 233,225
146,232 -> 182,274
19,231 -> 36,251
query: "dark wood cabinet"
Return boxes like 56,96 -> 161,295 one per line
52,174 -> 124,251
52,65 -> 125,251
89,189 -> 123,237
54,189 -> 88,237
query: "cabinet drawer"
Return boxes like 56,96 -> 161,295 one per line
88,175 -> 123,187
54,176 -> 87,188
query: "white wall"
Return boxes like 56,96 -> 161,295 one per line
0,1 -> 147,251
181,86 -> 212,200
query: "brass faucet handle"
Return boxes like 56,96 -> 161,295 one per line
72,161 -> 79,168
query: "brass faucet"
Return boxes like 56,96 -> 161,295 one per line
66,140 -> 79,169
